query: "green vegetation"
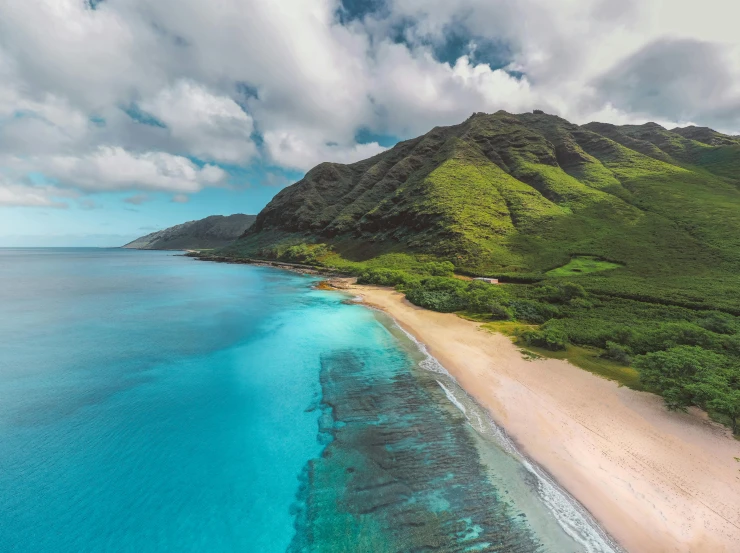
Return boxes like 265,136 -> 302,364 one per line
215,111 -> 740,434
546,256 -> 622,277
634,347 -> 740,433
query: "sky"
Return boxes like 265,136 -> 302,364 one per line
2,0 -> 740,246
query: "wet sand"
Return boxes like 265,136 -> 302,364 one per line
353,284 -> 740,553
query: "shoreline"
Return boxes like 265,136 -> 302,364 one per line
384,307 -> 625,553
187,257 -> 740,551
349,282 -> 740,553
190,253 -> 340,276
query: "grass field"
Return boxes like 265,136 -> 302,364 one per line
518,343 -> 643,389
546,256 -> 622,277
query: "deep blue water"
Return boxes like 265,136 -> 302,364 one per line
0,249 -> 620,553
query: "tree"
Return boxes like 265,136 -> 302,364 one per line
522,326 -> 568,351
698,312 -> 738,335
533,282 -> 587,304
423,261 -> 455,276
602,341 -> 631,365
490,302 -> 513,321
464,281 -> 509,313
687,371 -> 740,434
510,299 -> 560,324
405,277 -> 468,312
632,346 -> 726,411
634,346 -> 740,434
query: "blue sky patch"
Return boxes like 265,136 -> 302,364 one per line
434,28 -> 513,70
337,0 -> 388,23
121,104 -> 167,128
355,127 -> 398,148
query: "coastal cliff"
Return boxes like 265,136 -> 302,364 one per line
123,214 -> 256,250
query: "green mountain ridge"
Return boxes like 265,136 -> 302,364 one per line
217,110 -> 740,432
223,110 -> 740,312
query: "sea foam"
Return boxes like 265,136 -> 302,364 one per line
393,320 -> 625,553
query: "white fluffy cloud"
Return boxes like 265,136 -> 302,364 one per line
377,0 -> 740,130
365,47 -> 540,137
263,130 -> 387,171
140,81 -> 257,163
2,0 -> 740,207
0,180 -> 70,208
40,147 -> 226,193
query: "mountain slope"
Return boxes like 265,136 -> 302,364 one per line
222,111 -> 740,310
220,111 -> 740,433
124,214 -> 256,250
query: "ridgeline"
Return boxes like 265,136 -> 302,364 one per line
216,110 -> 740,433
124,214 -> 256,250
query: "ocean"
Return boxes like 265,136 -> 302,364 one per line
0,248 -> 620,552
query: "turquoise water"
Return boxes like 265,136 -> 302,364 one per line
0,249 -> 620,552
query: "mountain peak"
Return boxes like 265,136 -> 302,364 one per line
223,111 -> 740,279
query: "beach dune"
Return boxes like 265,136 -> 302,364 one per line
355,284 -> 740,553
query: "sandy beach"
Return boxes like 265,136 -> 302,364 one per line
352,283 -> 740,553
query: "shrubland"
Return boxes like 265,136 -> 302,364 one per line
213,111 -> 740,434
224,243 -> 740,433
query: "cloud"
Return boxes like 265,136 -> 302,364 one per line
79,198 -> 100,209
40,147 -> 226,193
260,171 -> 293,188
362,0 -> 740,129
0,175 -> 71,207
140,81 -> 257,163
0,184 -> 67,207
365,46 -> 539,137
124,193 -> 150,205
171,194 -> 189,203
263,131 -> 386,171
595,38 -> 740,127
2,0 -> 740,209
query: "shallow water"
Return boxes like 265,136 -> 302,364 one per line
0,249 -> 619,552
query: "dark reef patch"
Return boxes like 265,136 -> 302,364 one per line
288,349 -> 543,553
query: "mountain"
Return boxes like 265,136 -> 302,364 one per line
222,110 -> 740,311
217,111 -> 740,433
123,214 -> 256,250
670,125 -> 740,147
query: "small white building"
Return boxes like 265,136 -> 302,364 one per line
473,277 -> 499,284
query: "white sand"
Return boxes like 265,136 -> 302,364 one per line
354,284 -> 740,553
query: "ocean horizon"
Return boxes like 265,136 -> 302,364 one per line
0,248 -> 617,552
